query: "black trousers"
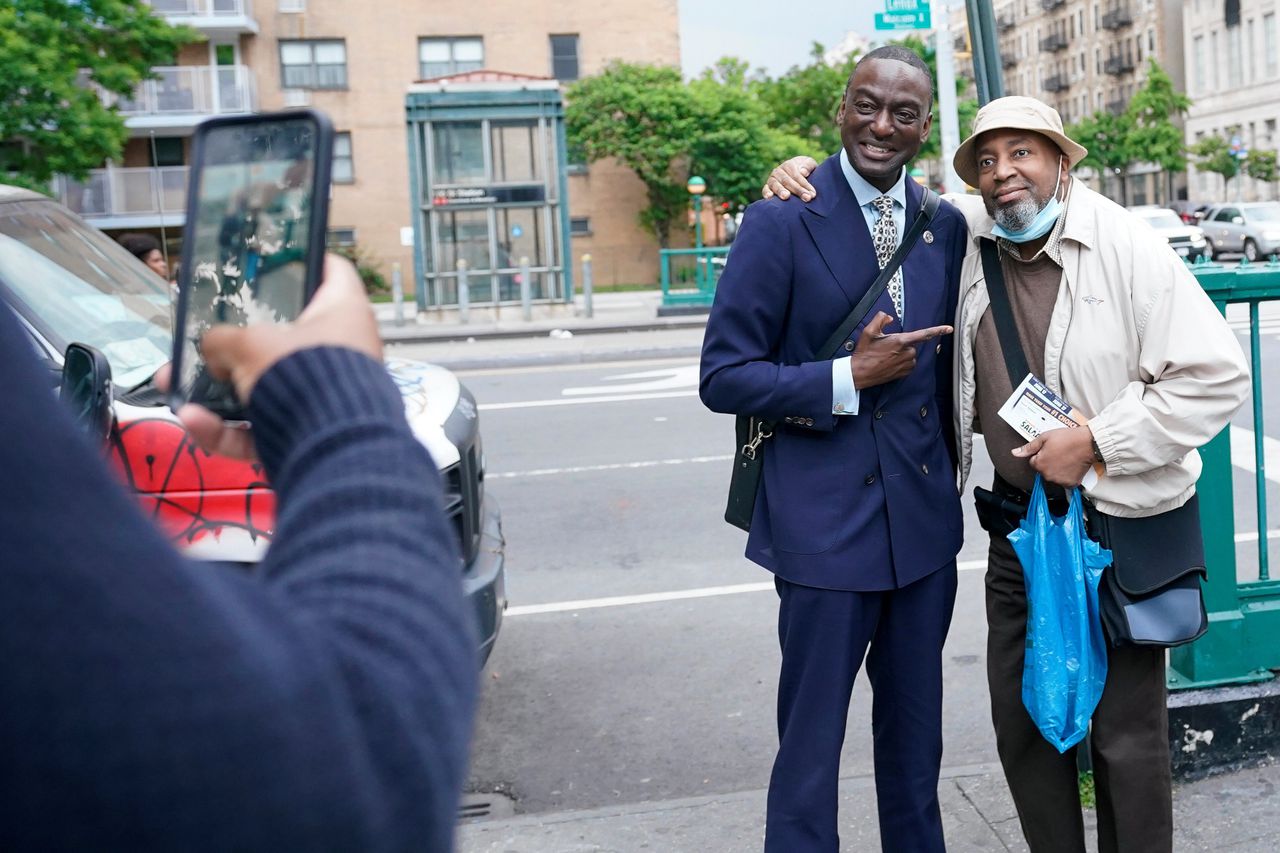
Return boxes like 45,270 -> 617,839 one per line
986,532 -> 1173,853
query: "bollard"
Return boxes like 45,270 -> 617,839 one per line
391,262 -> 405,327
457,259 -> 470,325
519,255 -> 532,322
581,253 -> 594,319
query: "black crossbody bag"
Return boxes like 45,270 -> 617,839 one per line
976,238 -> 1207,648
724,189 -> 940,531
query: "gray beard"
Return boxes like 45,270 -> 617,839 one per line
994,196 -> 1041,233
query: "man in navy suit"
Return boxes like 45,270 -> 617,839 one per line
700,46 -> 969,852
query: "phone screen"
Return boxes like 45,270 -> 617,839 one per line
172,112 -> 329,418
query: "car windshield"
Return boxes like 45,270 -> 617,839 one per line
0,198 -> 172,388
1245,204 -> 1280,223
1136,211 -> 1184,229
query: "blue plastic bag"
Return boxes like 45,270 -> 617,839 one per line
1008,476 -> 1112,753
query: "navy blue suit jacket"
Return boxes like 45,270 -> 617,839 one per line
700,154 -> 967,591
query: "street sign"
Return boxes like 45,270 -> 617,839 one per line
875,0 -> 931,30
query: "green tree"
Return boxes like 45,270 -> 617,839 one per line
1125,60 -> 1192,203
1191,135 -> 1240,197
688,74 -> 816,211
1245,149 -> 1279,189
0,0 -> 197,190
751,43 -> 856,158
1069,110 -> 1137,204
565,63 -> 698,247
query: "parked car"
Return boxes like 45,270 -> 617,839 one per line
0,184 -> 505,663
1201,202 -> 1280,261
1129,205 -> 1212,261
1168,200 -> 1212,225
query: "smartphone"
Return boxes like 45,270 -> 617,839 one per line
170,109 -> 334,420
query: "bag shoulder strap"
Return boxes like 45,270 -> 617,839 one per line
979,237 -> 1031,388
816,187 -> 942,361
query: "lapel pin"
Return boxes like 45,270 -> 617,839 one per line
922,230 -> 934,244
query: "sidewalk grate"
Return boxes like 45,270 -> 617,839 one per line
457,791 -> 516,823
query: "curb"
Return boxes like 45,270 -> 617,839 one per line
394,344 -> 703,372
378,316 -> 708,346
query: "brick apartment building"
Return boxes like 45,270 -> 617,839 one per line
57,0 -> 681,297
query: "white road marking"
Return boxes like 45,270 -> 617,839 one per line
1229,426 -> 1280,485
508,533 -> 1280,617
479,389 -> 699,411
561,365 -> 699,396
490,455 -> 731,479
507,559 -> 990,617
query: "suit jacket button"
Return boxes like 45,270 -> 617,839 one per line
834,403 -> 844,413
844,340 -> 855,352
804,418 -> 814,426
874,410 -> 884,420
864,474 -> 876,485
921,463 -> 930,475
936,343 -> 943,354
920,406 -> 928,418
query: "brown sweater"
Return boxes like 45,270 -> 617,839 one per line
972,246 -> 1063,493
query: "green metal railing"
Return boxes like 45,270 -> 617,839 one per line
1169,257 -> 1280,690
659,246 -> 730,308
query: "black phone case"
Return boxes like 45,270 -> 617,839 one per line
169,108 -> 335,421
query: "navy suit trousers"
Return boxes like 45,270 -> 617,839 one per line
765,565 -> 958,853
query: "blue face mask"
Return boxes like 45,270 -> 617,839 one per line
991,159 -> 1065,243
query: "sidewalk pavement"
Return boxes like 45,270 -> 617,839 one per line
376,291 -> 708,371
459,759 -> 1280,852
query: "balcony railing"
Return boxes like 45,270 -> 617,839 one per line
53,166 -> 188,220
148,0 -> 253,18
1105,55 -> 1136,75
1040,0 -> 1066,10
1101,5 -> 1134,30
99,65 -> 256,118
1043,74 -> 1069,92
1106,98 -> 1128,115
1040,32 -> 1069,52
1002,52 -> 1019,69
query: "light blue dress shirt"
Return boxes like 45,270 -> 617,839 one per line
831,150 -> 908,416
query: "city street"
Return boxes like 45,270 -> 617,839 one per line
388,314 -> 1280,850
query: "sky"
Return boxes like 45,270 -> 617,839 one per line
678,0 -> 944,79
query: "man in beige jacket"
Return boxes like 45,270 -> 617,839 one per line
762,97 -> 1250,853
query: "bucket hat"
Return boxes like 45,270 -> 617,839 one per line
952,96 -> 1088,187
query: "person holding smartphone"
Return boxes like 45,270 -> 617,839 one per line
0,256 -> 478,851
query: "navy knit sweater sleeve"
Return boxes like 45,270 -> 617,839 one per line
0,305 -> 477,852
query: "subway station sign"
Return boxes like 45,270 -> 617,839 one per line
431,185 -> 547,206
875,0 -> 931,30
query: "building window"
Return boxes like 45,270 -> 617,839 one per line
149,137 -> 185,167
327,228 -> 357,247
418,37 -> 483,80
1266,15 -> 1278,78
569,216 -> 591,236
550,34 -> 580,82
333,132 -> 354,183
279,40 -> 347,90
279,0 -> 305,11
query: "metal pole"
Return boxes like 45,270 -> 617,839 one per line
934,0 -> 966,193
694,195 -> 703,250
581,253 -> 594,319
391,262 -> 405,327
965,0 -> 1004,106
519,255 -> 532,322
457,259 -> 469,325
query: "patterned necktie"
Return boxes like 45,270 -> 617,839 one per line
871,195 -> 904,321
